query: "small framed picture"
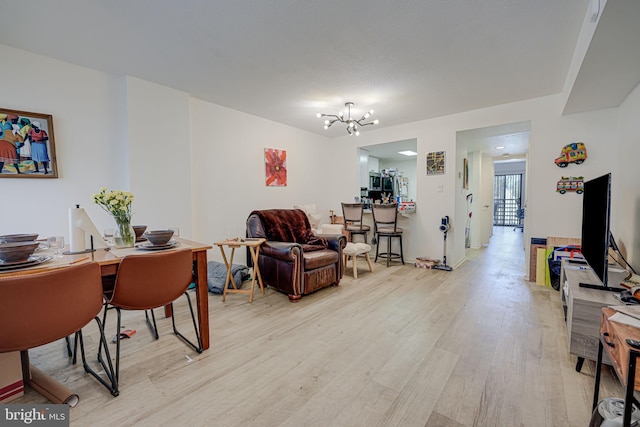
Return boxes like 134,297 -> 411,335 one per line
463,158 -> 469,189
1,108 -> 58,178
426,151 -> 445,175
265,148 -> 287,187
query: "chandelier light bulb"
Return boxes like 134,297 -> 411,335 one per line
369,109 -> 375,115
348,121 -> 354,128
364,112 -> 370,119
324,119 -> 330,125
316,113 -> 322,118
339,111 -> 344,117
373,119 -> 379,125
324,125 -> 329,130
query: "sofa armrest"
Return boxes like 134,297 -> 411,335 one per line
260,241 -> 302,261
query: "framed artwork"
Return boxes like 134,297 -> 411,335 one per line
426,151 -> 445,175
463,158 -> 469,189
265,148 -> 287,187
0,108 -> 58,178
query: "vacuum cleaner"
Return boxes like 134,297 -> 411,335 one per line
433,216 -> 453,272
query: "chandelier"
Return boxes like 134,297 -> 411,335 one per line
316,102 -> 379,136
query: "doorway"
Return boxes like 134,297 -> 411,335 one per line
456,120 -> 530,255
493,173 -> 523,227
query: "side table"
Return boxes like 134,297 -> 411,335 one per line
214,238 -> 265,303
593,307 -> 640,426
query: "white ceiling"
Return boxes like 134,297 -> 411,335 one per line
0,0 -> 637,153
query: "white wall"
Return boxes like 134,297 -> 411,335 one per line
188,98 -> 343,264
3,42 -> 638,277
126,77 -> 193,234
0,44 -> 341,267
0,44 -> 128,238
480,155 -> 495,246
347,94 -> 621,273
616,82 -> 640,272
379,157 -> 417,201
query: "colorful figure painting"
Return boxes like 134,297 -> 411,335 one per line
265,148 -> 287,187
0,108 -> 58,178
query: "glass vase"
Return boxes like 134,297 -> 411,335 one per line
114,218 -> 135,248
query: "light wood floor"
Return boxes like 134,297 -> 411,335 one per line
15,227 -> 624,426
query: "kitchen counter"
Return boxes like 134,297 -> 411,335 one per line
363,201 -> 416,215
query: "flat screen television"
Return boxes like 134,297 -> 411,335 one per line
579,173 -> 623,291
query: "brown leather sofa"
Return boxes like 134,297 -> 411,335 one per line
246,209 -> 346,302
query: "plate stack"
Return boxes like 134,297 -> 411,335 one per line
0,234 -> 42,269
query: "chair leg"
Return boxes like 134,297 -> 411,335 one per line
365,253 -> 374,272
65,335 -> 73,358
399,235 -> 405,265
145,309 -> 160,340
352,255 -> 358,279
387,234 -> 392,267
79,317 -> 119,396
374,234 -> 380,262
97,304 -> 123,390
171,292 -> 203,353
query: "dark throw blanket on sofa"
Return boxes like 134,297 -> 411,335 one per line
250,209 -> 328,251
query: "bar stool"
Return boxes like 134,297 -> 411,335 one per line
341,202 -> 371,243
372,203 -> 404,267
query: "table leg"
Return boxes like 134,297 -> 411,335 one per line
254,246 -> 264,295
248,246 -> 265,303
194,251 -> 210,350
623,349 -> 639,427
593,339 -> 604,410
220,246 -> 238,302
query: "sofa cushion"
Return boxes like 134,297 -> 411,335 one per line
303,249 -> 338,270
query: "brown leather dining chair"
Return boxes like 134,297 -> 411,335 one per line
341,202 -> 371,243
0,262 -> 118,398
100,248 -> 202,393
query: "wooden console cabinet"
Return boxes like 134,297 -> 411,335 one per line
561,259 -> 615,370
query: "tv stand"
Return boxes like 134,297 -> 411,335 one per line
579,282 -> 626,292
561,260 -> 615,372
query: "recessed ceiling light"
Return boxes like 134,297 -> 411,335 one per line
495,146 -> 505,150
398,150 -> 417,156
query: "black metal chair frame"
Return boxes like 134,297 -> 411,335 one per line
97,251 -> 203,394
98,290 -> 202,393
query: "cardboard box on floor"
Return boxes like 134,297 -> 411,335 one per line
0,351 -> 24,403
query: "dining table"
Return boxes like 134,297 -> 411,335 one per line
0,236 -> 213,404
0,237 -> 213,350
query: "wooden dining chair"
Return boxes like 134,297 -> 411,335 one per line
0,262 -> 118,398
341,202 -> 371,243
100,248 -> 202,392
371,203 -> 405,267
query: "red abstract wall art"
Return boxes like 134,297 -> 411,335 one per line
265,148 -> 287,187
